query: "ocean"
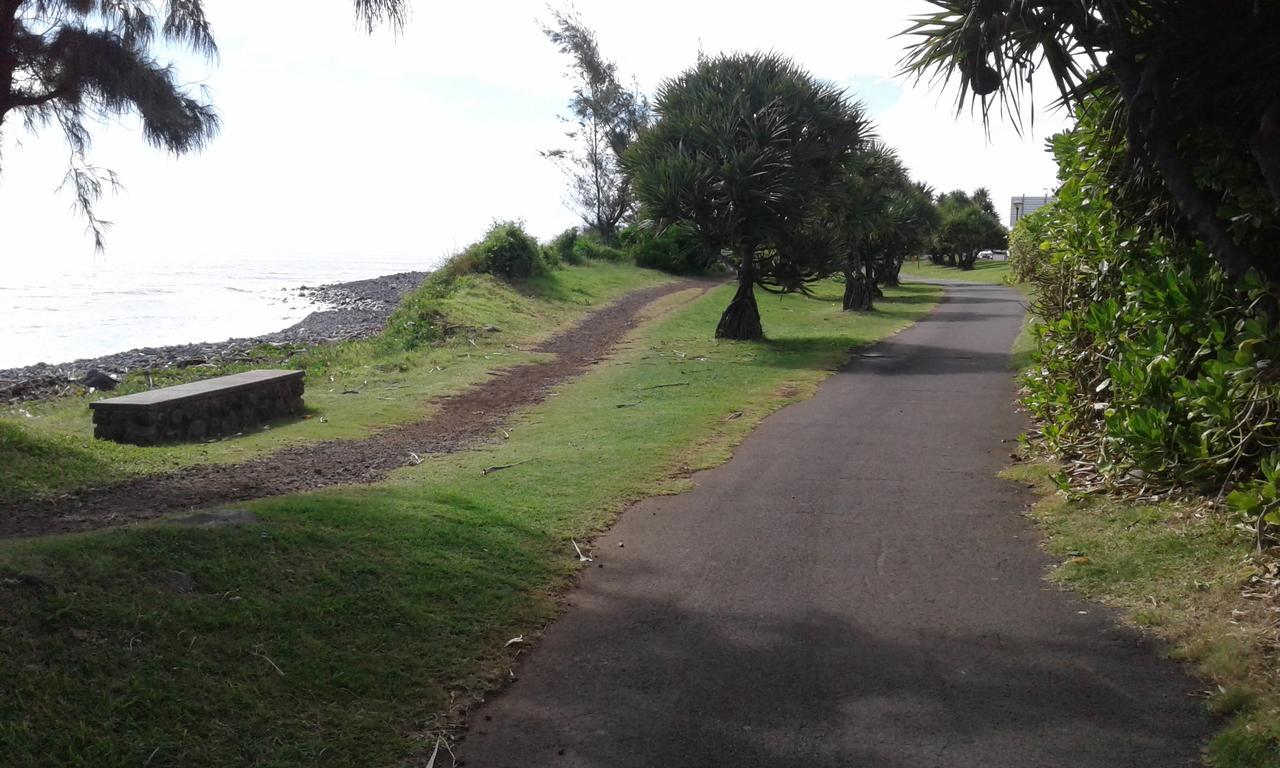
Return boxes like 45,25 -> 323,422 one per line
1,252 -> 434,370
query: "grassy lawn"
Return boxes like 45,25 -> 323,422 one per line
0,263 -> 673,504
1003,463 -> 1280,767
0,277 -> 940,767
900,258 -> 1011,284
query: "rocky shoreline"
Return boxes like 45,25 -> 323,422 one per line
0,271 -> 428,403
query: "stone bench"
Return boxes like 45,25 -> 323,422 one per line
90,369 -> 305,446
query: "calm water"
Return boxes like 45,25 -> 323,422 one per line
1,253 -> 433,370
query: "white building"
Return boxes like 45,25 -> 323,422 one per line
1010,195 -> 1055,227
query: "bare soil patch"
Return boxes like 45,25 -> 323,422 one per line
0,280 -> 709,539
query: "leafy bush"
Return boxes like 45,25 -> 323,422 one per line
620,224 -> 718,274
1007,206 -> 1052,284
380,276 -> 453,351
1021,98 -> 1280,534
573,236 -> 627,263
545,228 -> 582,266
444,221 -> 549,280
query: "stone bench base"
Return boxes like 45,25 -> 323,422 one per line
90,370 -> 305,446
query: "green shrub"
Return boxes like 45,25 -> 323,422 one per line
383,222 -> 548,351
573,236 -> 627,263
1007,206 -> 1052,284
379,275 -> 454,351
1021,97 -> 1280,532
545,228 -> 582,266
620,224 -> 718,274
443,221 -> 549,280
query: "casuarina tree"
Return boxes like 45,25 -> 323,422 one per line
0,0 -> 408,248
626,52 -> 868,339
541,7 -> 649,244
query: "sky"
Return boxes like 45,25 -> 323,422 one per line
0,0 -> 1073,275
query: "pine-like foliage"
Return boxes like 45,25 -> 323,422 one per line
1,1 -> 221,247
541,8 -> 649,244
0,0 -> 408,249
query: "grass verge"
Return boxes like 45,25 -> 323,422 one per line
900,258 -> 1012,284
0,279 -> 940,767
1005,282 -> 1280,767
1002,463 -> 1280,767
0,263 -> 673,504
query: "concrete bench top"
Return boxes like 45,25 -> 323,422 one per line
89,369 -> 304,411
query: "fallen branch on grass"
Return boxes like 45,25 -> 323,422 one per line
481,459 -> 530,476
251,647 -> 285,676
640,382 -> 690,390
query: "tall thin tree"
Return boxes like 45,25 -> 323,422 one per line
541,7 -> 649,244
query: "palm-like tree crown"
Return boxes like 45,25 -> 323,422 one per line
627,51 -> 868,258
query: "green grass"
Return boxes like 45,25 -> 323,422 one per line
900,258 -> 1012,284
0,279 -> 940,767
1004,463 -> 1280,767
0,262 -> 673,504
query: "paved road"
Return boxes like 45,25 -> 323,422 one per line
459,283 -> 1209,768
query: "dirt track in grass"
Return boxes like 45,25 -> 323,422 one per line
0,279 -> 711,539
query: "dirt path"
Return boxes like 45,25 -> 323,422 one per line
458,282 -> 1210,767
0,280 -> 708,539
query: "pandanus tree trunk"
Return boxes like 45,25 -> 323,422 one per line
842,258 -> 874,312
716,253 -> 763,340
881,256 -> 902,287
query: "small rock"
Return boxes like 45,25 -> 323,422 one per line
484,325 -> 502,333
82,369 -> 118,391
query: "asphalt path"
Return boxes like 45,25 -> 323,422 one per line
459,282 -> 1209,767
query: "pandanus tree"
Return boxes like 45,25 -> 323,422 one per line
874,181 -> 939,287
899,0 -> 1280,284
0,0 -> 407,248
626,52 -> 869,339
830,142 -> 911,311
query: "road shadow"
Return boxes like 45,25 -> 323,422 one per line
463,571 -> 1208,768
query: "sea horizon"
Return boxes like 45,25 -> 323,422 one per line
1,251 -> 435,371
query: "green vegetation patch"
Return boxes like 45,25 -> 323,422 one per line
1005,462 -> 1280,768
0,281 -> 939,767
0,263 -> 673,505
899,258 -> 1012,284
